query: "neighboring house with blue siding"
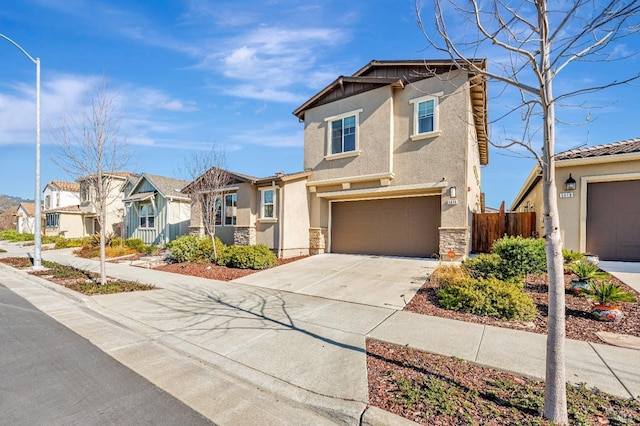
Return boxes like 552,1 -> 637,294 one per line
123,173 -> 191,245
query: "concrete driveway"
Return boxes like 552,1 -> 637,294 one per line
231,253 -> 438,309
599,261 -> 640,293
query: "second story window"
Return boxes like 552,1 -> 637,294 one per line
45,195 -> 51,209
410,93 -> 442,141
80,183 -> 91,202
331,115 -> 356,154
325,109 -> 362,157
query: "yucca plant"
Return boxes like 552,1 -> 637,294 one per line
566,261 -> 608,282
583,280 -> 637,306
562,249 -> 585,265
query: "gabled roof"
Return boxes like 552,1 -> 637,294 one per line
510,137 -> 640,210
182,168 -> 311,194
77,171 -> 135,182
292,59 -> 488,166
129,173 -> 190,201
555,138 -> 640,161
46,180 -> 80,193
17,202 -> 35,216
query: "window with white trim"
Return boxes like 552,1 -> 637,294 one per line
45,213 -> 59,228
224,193 -> 237,225
214,196 -> 222,226
80,183 -> 91,202
260,188 -> 275,219
139,203 -> 155,228
410,93 -> 442,140
45,195 -> 51,209
324,109 -> 362,156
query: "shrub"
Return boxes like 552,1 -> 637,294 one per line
110,237 -> 123,248
563,249 -> 585,264
437,277 -> 538,320
0,230 -> 34,242
429,264 -> 466,287
167,235 -> 226,263
218,244 -> 277,270
124,238 -> 146,252
492,236 -> 546,277
462,253 -> 508,281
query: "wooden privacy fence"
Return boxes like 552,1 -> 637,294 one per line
472,202 -> 537,253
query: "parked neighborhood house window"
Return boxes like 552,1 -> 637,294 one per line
261,189 -> 275,219
214,196 -> 222,226
45,213 -> 59,228
139,204 -> 155,228
410,94 -> 441,138
224,193 -> 237,225
81,183 -> 91,202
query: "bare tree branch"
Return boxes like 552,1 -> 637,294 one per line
51,79 -> 130,285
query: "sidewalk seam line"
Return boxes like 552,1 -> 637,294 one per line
474,325 -> 487,362
588,342 -> 634,399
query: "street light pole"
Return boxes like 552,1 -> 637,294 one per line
0,33 -> 43,269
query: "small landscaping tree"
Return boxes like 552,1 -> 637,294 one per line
181,146 -> 232,262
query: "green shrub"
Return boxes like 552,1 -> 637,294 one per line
429,264 -> 466,287
562,249 -> 585,264
462,253 -> 508,280
437,277 -> 538,320
55,237 -> 89,249
110,237 -> 124,248
167,235 -> 226,263
0,230 -> 34,242
218,244 -> 277,270
125,238 -> 146,252
492,236 -> 546,277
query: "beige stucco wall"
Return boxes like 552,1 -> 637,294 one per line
304,87 -> 392,180
513,155 -> 640,252
302,70 -> 480,257
281,178 -> 311,256
49,213 -> 84,238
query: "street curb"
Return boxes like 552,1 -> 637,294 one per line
0,260 -> 376,424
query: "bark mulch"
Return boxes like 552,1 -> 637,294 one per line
404,273 -> 640,345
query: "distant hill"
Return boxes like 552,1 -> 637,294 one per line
0,194 -> 33,214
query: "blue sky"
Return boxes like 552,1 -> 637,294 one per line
1,0 -> 638,208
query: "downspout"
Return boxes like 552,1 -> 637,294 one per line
164,198 -> 171,245
278,185 -> 284,258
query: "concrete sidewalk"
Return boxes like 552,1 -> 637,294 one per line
1,242 -> 639,425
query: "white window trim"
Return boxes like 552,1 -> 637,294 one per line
223,193 -> 237,226
324,108 -> 363,158
259,187 -> 277,221
139,202 -> 156,229
410,93 -> 443,141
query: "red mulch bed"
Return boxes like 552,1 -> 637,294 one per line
404,273 -> 640,345
153,256 -> 308,282
367,339 -> 640,425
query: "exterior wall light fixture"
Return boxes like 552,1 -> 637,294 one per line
450,186 -> 457,198
565,174 -> 576,191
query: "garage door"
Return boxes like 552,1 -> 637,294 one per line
331,196 -> 440,257
587,180 -> 640,261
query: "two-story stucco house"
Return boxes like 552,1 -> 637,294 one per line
293,60 -> 489,259
42,180 -> 83,238
78,172 -> 133,237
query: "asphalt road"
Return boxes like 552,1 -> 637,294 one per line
0,282 -> 214,426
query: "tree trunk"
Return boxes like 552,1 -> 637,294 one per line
540,5 -> 568,421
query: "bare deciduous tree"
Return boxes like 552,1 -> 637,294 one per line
182,146 -> 232,261
52,80 -> 130,285
415,0 -> 640,423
